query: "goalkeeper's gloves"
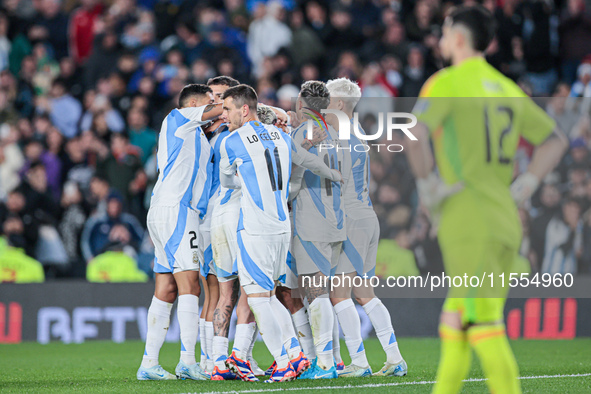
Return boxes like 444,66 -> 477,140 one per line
510,172 -> 540,206
416,172 -> 464,218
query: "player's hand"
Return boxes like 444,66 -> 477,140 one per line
416,173 -> 463,216
510,172 -> 540,206
330,169 -> 344,184
310,125 -> 327,145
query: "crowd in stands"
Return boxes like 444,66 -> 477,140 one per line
0,0 -> 590,281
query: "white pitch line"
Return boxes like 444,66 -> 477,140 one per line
186,373 -> 591,394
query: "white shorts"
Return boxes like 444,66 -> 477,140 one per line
199,229 -> 215,277
148,205 -> 201,274
211,209 -> 239,282
336,215 -> 379,277
237,229 -> 289,295
278,247 -> 299,289
292,235 -> 342,277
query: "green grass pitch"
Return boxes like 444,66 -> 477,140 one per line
1,338 -> 590,393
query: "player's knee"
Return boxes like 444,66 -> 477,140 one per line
440,311 -> 463,330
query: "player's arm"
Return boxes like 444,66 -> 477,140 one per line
290,139 -> 342,182
289,165 -> 305,201
179,103 -> 224,124
511,129 -> 568,205
511,98 -> 569,205
218,136 -> 241,189
406,92 -> 462,214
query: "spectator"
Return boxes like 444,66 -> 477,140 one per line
247,1 -> 292,76
69,0 -> 104,65
127,107 -> 156,164
30,0 -> 69,60
58,181 -> 88,276
19,138 -> 61,201
541,198 -> 583,274
0,126 -> 25,200
37,77 -> 82,138
559,0 -> 591,84
95,132 -> 146,217
80,190 -> 144,262
570,63 -> 591,98
0,189 -> 38,256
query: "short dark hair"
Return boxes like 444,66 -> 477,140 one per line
207,76 -> 240,88
300,80 -> 330,112
178,84 -> 212,107
447,5 -> 495,52
221,84 -> 258,111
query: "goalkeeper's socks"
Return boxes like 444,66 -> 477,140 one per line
233,323 -> 256,360
433,323 -> 472,394
270,295 -> 302,360
334,299 -> 369,367
178,294 -> 199,365
142,296 -> 173,368
212,335 -> 229,368
205,320 -> 214,370
468,324 -> 521,394
247,297 -> 290,369
332,309 -> 343,365
362,297 -> 403,364
292,307 -> 316,359
199,318 -> 206,368
308,297 -> 334,370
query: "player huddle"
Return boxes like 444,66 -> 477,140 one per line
136,76 -> 407,383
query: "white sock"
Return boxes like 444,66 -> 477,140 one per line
334,299 -> 369,367
212,335 -> 229,368
332,308 -> 343,364
233,323 -> 256,360
247,324 -> 258,360
292,307 -> 316,359
199,318 -> 206,368
205,320 -> 214,371
248,297 -> 290,369
308,297 -> 334,370
270,295 -> 302,360
363,297 -> 403,364
177,294 -> 199,365
142,296 -> 173,368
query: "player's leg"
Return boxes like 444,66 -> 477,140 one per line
466,298 -> 520,394
294,236 -> 339,378
233,288 -> 263,374
276,285 -> 315,361
211,278 -> 239,379
353,216 -> 405,376
269,287 -> 310,376
138,207 -> 177,380
170,206 -> 208,380
205,273 -> 219,373
331,271 -> 371,376
173,269 -> 208,380
277,248 -> 316,362
199,272 -> 208,369
138,272 -> 177,380
234,230 -> 295,382
210,213 -> 241,380
434,242 -> 520,394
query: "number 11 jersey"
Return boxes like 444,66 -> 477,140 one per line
219,120 -> 292,236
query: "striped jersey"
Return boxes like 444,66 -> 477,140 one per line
341,118 -> 374,220
219,120 -> 292,235
150,106 -> 213,218
290,122 -> 345,242
201,123 -> 235,231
